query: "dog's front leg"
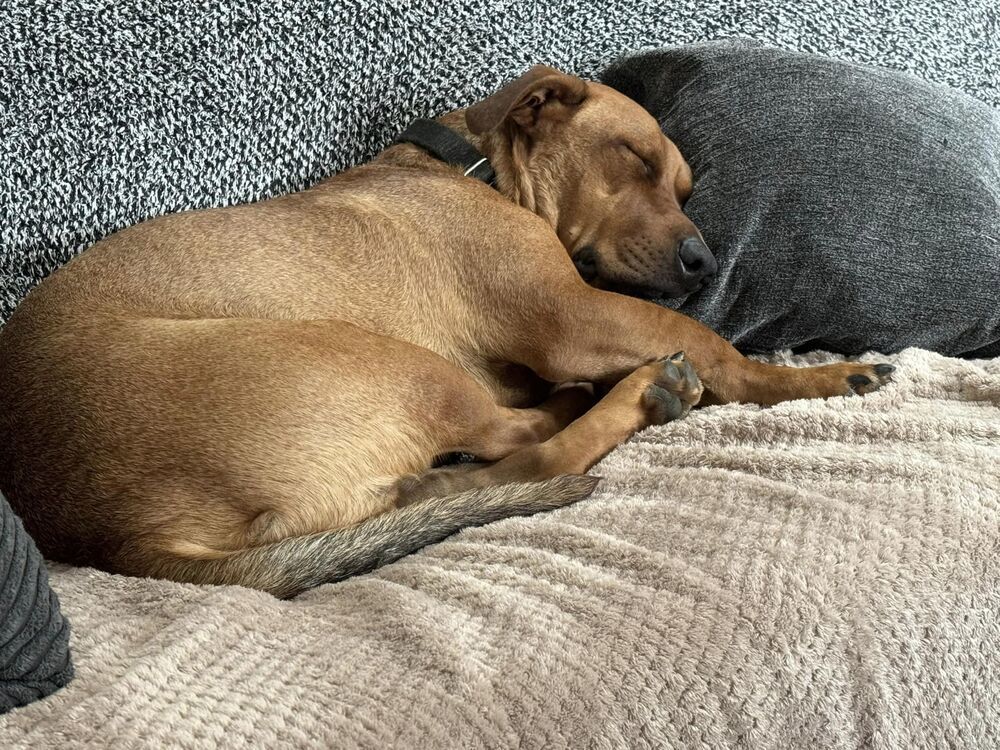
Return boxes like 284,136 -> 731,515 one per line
514,285 -> 893,406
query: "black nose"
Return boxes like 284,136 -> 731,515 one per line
676,236 -> 717,288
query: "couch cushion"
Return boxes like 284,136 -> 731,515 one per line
1,3 -> 996,325
0,492 -> 73,714
601,40 -> 1000,356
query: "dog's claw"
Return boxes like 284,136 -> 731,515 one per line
874,364 -> 895,377
669,351 -> 686,362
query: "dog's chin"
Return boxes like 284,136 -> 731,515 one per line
594,277 -> 700,301
573,247 -> 704,300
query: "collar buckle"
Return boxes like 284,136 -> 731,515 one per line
394,119 -> 496,188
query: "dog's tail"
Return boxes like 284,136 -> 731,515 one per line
159,475 -> 599,599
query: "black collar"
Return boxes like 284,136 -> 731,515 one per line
394,119 -> 496,187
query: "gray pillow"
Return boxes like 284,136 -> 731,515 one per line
1,491 -> 73,713
601,40 -> 1000,357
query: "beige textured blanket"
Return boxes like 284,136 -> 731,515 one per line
2,348 -> 998,749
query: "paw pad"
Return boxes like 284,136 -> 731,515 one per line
639,354 -> 703,425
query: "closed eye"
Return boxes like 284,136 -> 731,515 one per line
621,144 -> 656,180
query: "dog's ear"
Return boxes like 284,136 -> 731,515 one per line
466,65 -> 587,135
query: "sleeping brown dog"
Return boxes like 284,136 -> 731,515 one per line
0,66 -> 893,597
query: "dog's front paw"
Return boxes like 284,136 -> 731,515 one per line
846,363 -> 896,395
796,361 -> 896,400
638,351 -> 703,425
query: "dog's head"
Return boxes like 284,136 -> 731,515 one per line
466,65 -> 715,298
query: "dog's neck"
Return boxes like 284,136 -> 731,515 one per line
363,110 -> 561,232
435,111 -> 557,227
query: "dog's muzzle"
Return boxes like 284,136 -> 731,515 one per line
573,238 -> 717,299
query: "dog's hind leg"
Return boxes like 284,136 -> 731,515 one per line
393,353 -> 701,506
461,383 -> 595,461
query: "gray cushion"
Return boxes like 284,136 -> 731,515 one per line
601,40 -> 1000,357
1,491 -> 73,713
